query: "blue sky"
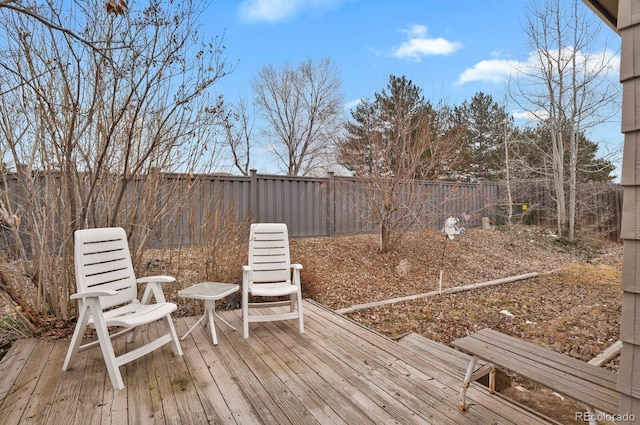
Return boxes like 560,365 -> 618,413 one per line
202,0 -> 623,176
206,0 -> 532,106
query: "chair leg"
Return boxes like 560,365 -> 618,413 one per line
85,299 -> 127,390
242,285 -> 249,338
62,301 -> 92,372
95,319 -> 125,390
297,291 -> 304,334
163,315 -> 183,356
127,326 -> 140,343
63,299 -> 126,390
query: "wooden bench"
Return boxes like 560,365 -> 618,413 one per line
451,328 -> 619,425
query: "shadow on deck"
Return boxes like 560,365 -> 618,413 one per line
0,300 -> 558,424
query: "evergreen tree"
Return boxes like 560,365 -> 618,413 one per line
338,75 -> 461,180
453,92 -> 513,181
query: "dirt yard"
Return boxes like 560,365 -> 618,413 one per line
290,226 -> 623,424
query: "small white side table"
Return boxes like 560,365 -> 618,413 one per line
178,282 -> 239,345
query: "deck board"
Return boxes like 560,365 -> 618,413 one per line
234,308 -> 402,424
178,319 -> 246,424
0,338 -> 37,402
0,300 -> 557,425
303,301 -> 538,424
1,335 -> 55,425
297,308 -> 463,424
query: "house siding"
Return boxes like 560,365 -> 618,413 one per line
618,0 -> 640,419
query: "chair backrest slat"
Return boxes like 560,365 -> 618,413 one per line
75,227 -> 137,309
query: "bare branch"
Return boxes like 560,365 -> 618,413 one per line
253,57 -> 344,175
0,1 -> 101,48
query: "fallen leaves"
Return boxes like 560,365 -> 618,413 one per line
291,226 -> 622,366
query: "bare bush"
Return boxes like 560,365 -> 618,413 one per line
0,0 -> 233,321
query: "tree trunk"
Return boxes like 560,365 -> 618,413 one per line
551,123 -> 567,237
568,130 -> 578,242
379,220 -> 390,253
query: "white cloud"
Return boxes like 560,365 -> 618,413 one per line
344,98 -> 363,110
391,24 -> 462,61
457,47 -> 620,86
512,109 -> 549,122
238,0 -> 345,23
238,0 -> 298,23
551,47 -> 619,76
457,59 -> 522,85
512,110 -> 532,120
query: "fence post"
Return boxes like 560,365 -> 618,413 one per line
327,172 -> 335,237
250,169 -> 259,222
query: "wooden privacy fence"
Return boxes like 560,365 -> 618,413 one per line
508,179 -> 623,241
142,170 -> 504,248
141,171 -> 622,247
0,171 -> 622,250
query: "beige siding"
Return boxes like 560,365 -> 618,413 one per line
618,0 -> 640,419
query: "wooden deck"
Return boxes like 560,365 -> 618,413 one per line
0,300 -> 557,425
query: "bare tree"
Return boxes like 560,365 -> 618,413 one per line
0,0 -> 103,50
511,0 -> 620,241
223,97 -> 254,176
338,76 -> 463,252
0,0 -> 233,320
252,57 -> 344,176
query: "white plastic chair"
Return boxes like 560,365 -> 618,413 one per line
242,223 -> 304,338
62,227 -> 183,390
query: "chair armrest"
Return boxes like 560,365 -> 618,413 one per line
291,264 -> 303,286
139,276 -> 175,304
242,266 -> 252,295
136,275 -> 176,284
242,265 -> 251,280
70,289 -> 118,300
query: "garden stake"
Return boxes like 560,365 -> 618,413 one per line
440,216 -> 466,294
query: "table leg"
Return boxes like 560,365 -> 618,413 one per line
215,312 -> 236,331
181,312 -> 207,340
205,300 -> 218,345
181,295 -> 238,345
